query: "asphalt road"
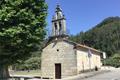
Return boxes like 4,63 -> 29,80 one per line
80,68 -> 120,80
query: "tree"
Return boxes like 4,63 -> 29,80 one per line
70,17 -> 120,57
13,56 -> 41,71
12,51 -> 42,71
103,53 -> 120,68
0,0 -> 47,78
69,32 -> 84,44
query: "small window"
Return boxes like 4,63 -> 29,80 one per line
57,49 -> 59,52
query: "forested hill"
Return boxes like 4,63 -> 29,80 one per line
70,17 -> 120,57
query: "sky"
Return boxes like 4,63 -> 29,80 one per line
46,0 -> 120,35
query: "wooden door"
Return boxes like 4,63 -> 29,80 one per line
55,63 -> 61,79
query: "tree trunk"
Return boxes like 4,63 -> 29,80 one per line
0,65 -> 10,80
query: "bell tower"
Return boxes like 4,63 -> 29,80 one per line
52,5 -> 66,37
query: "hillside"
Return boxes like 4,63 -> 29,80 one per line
70,17 -> 120,57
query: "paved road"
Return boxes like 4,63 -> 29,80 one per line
80,68 -> 120,80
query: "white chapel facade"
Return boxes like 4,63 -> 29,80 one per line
41,5 -> 102,79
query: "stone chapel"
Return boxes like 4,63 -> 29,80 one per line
41,5 -> 102,79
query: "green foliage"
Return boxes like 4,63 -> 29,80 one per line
13,51 -> 41,70
69,32 -> 84,44
70,17 -> 120,57
103,53 -> 120,68
0,0 -> 47,65
14,56 -> 41,70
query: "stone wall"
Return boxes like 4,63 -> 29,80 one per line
41,41 -> 77,79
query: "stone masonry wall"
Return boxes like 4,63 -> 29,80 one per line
41,41 -> 77,79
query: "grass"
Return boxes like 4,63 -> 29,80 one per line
10,70 -> 41,76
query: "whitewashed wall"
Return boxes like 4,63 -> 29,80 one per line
76,49 -> 102,73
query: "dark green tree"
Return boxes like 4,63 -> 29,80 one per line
0,0 -> 47,78
69,32 -> 84,44
70,17 -> 120,57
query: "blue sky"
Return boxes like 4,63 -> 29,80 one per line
46,0 -> 120,35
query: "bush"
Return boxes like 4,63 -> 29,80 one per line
103,54 -> 120,68
12,57 -> 41,71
